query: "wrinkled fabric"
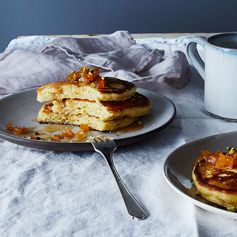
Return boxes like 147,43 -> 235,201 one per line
0,31 -> 189,94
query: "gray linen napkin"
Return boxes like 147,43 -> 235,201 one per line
0,31 -> 189,94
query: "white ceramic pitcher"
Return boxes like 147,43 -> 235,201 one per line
187,33 -> 237,120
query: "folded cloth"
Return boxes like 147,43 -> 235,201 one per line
0,31 -> 190,95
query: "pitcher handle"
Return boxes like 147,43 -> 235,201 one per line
186,36 -> 207,79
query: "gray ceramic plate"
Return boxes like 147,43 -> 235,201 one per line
0,88 -> 175,151
163,132 -> 237,219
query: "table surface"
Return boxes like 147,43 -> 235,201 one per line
1,33 -> 237,237
18,32 -> 221,39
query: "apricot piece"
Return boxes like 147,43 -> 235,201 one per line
215,153 -> 235,169
62,128 -> 75,139
75,132 -> 86,141
80,124 -> 90,132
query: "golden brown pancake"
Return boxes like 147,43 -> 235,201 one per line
49,93 -> 151,121
192,150 -> 237,211
37,104 -> 137,131
36,66 -> 151,132
37,77 -> 136,102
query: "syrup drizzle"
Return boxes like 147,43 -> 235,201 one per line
6,121 -> 144,143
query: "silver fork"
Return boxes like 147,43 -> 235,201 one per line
92,138 -> 148,220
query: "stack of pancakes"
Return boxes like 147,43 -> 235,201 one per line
37,67 -> 151,131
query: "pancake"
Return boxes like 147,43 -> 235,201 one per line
192,149 -> 237,211
50,93 -> 151,121
37,77 -> 136,102
37,104 -> 137,131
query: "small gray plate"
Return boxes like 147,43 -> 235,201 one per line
0,88 -> 175,152
163,131 -> 237,219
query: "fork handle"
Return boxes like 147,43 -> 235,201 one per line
98,151 -> 148,220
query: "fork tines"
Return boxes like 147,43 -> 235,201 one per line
93,136 -> 111,143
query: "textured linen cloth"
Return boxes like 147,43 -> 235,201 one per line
0,33 -> 237,237
0,31 -> 189,95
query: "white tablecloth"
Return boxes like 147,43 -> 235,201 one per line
0,36 -> 237,237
